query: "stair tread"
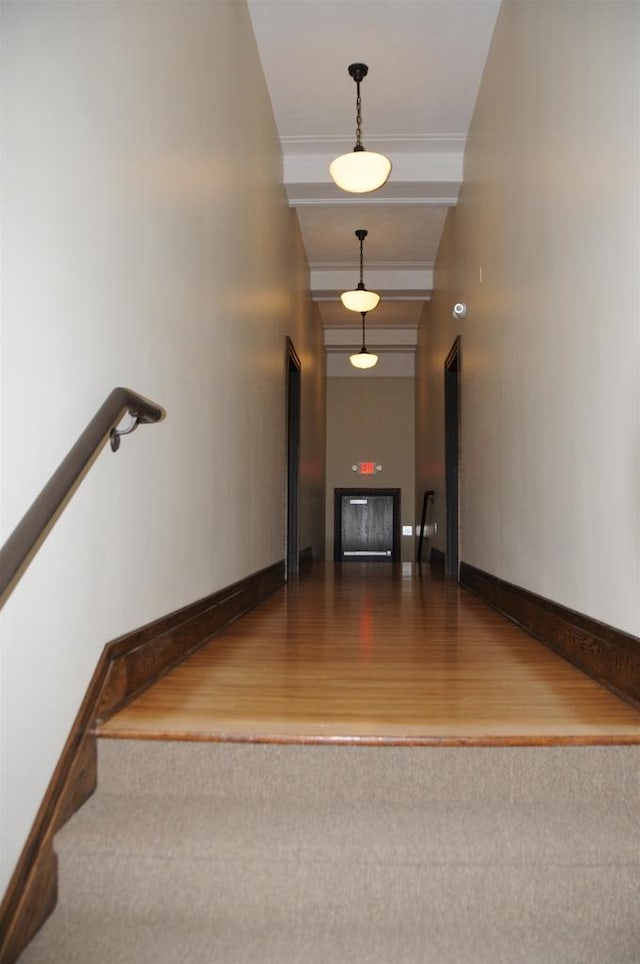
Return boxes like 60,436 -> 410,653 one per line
55,785 -> 640,867
20,860 -> 640,964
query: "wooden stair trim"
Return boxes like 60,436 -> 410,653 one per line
0,722 -> 97,964
97,729 -> 640,747
0,559 -> 285,964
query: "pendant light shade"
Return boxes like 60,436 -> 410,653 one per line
340,286 -> 380,313
350,346 -> 379,369
350,312 -> 378,370
330,64 -> 391,194
341,229 -> 381,313
330,150 -> 392,195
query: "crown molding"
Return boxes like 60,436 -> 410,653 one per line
291,195 -> 459,207
324,327 -> 418,348
311,267 -> 433,297
281,133 -> 467,155
311,261 -> 435,272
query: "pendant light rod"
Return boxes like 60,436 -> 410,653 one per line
340,228 -> 380,313
349,63 -> 368,151
356,228 -> 367,290
350,309 -> 378,369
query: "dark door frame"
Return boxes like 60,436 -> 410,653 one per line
444,337 -> 461,578
285,337 -> 301,579
333,487 -> 401,562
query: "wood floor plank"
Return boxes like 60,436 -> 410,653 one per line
98,563 -> 640,745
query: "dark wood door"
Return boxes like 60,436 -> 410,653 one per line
334,488 -> 401,561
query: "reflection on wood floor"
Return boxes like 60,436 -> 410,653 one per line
98,563 -> 640,746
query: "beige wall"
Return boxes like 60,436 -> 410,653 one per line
415,212 -> 458,562
326,377 -> 415,561
289,217 -> 327,559
0,1 -> 324,897
416,0 -> 639,634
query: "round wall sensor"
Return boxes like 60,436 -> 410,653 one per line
452,303 -> 467,320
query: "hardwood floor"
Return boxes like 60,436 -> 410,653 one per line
98,563 -> 640,746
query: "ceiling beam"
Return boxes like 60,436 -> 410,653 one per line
284,146 -> 463,207
324,327 -> 418,349
311,267 -> 434,301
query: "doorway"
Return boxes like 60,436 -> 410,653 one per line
286,338 -> 301,578
334,488 -> 401,562
444,337 -> 461,578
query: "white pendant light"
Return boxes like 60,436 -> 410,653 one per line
330,64 -> 391,194
350,311 -> 379,370
341,287 -> 380,313
341,229 -> 381,313
330,150 -> 391,196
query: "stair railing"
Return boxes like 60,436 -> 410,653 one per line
416,489 -> 434,563
0,387 -> 165,610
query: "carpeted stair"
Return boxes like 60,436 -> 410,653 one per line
19,740 -> 640,963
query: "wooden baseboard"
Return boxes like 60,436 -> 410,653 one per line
459,562 -> 640,709
0,560 -> 285,964
95,559 -> 285,722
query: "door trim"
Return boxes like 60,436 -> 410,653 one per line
285,337 -> 301,579
444,336 -> 461,578
333,487 -> 401,562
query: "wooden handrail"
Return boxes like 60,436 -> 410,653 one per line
0,387 -> 165,610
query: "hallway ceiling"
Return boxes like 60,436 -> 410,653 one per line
247,0 -> 501,350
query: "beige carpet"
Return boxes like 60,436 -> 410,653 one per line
19,741 -> 640,963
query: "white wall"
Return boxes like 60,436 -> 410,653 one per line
416,0 -> 640,635
0,0 -> 324,897
326,377 -> 415,562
